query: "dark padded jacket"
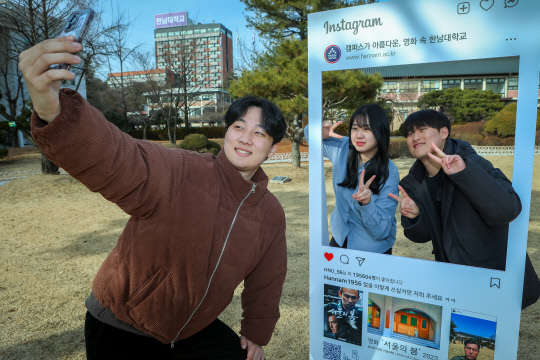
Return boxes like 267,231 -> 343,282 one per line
400,138 -> 540,309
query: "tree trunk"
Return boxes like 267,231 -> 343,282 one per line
41,154 -> 59,174
291,114 -> 304,168
291,138 -> 301,168
172,117 -> 177,145
142,124 -> 147,140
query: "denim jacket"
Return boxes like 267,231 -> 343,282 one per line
306,126 -> 399,252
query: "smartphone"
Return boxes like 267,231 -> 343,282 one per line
50,8 -> 95,70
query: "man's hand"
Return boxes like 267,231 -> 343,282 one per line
240,336 -> 265,360
352,169 -> 375,205
322,121 -> 344,139
18,36 -> 82,123
428,143 -> 466,175
388,185 -> 420,219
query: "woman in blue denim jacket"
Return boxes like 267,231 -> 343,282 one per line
306,104 -> 399,253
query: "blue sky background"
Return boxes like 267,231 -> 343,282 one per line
99,0 -> 261,75
451,313 -> 497,339
96,0 -> 390,77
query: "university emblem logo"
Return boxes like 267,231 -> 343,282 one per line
324,45 -> 341,64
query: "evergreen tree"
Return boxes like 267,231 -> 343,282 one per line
233,0 -> 380,167
418,88 -> 504,123
241,0 -> 367,42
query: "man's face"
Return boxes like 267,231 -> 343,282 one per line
406,125 -> 448,161
224,106 -> 278,181
339,288 -> 360,311
328,315 -> 338,334
464,343 -> 479,360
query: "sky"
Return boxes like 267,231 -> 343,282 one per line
451,313 -> 497,340
96,0 -> 391,77
99,0 -> 262,75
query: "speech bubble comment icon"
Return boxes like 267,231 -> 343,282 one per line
504,0 -> 519,8
340,254 -> 349,264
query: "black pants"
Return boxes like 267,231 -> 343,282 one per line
329,236 -> 393,255
85,312 -> 248,360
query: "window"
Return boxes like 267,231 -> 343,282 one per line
464,78 -> 483,90
382,81 -> 398,93
421,80 -> 439,92
422,320 -> 427,329
442,79 -> 461,89
486,78 -> 505,95
508,78 -> 518,90
400,80 -> 418,93
410,317 -> 418,327
400,315 -> 408,324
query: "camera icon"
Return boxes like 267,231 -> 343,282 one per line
457,2 -> 470,14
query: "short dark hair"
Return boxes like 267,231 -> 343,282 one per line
402,110 -> 451,137
464,339 -> 480,349
225,96 -> 287,145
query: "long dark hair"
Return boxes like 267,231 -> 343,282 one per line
337,104 -> 390,194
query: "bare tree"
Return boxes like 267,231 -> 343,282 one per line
104,4 -> 143,132
144,28 -> 216,144
0,0 -> 98,173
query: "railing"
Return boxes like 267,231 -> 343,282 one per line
264,146 -> 540,164
471,145 -> 540,155
265,152 -> 310,164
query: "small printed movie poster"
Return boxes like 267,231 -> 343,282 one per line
323,284 -> 363,346
448,309 -> 497,360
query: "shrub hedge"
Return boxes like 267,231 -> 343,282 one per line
483,103 -> 540,137
389,138 -> 409,159
178,134 -> 222,155
0,147 -> 8,159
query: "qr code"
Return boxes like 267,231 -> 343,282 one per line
323,341 -> 341,360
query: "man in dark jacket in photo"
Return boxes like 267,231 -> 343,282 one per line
389,110 -> 540,309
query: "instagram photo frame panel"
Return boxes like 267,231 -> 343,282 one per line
308,1 -> 539,359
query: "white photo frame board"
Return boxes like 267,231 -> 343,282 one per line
308,1 -> 539,359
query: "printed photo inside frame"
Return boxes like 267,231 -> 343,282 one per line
308,1 -> 540,359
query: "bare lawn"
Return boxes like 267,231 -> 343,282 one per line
1,146 -> 539,359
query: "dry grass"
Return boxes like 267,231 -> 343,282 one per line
0,147 -> 539,359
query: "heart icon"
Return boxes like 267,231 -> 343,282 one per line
480,0 -> 494,11
324,252 -> 334,261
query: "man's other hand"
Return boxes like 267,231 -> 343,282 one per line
18,36 -> 82,123
388,185 -> 420,219
240,336 -> 265,360
428,143 -> 466,175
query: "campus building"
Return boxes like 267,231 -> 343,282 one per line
107,69 -> 176,88
360,56 -> 531,129
368,293 -> 443,350
0,0 -> 87,147
149,12 -> 234,126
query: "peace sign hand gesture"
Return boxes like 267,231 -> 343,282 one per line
428,143 -> 466,175
388,185 -> 420,219
322,121 -> 344,139
352,170 -> 376,205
